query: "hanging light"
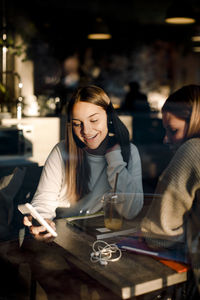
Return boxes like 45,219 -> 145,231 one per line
87,17 -> 112,40
191,25 -> 200,42
192,36 -> 200,42
165,2 -> 196,24
192,46 -> 200,52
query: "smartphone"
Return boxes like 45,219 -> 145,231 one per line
18,203 -> 58,237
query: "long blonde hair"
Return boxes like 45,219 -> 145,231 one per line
162,84 -> 200,140
65,85 -> 130,204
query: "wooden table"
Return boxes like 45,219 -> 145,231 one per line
54,218 -> 187,299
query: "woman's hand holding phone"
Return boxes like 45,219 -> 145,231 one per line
23,215 -> 56,242
18,203 -> 57,242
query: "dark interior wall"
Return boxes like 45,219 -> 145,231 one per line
1,0 -> 200,101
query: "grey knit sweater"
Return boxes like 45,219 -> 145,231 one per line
32,140 -> 143,220
141,138 -> 200,244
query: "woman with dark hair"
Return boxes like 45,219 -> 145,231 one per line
24,85 -> 143,240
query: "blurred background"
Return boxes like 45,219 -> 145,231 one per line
0,0 -> 200,191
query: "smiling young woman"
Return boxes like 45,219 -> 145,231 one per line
25,85 -> 143,242
21,85 -> 144,300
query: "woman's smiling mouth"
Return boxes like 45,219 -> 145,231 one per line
83,133 -> 98,142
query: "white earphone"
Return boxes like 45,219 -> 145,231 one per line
90,240 -> 122,266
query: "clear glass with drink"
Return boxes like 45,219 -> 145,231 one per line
102,193 -> 124,230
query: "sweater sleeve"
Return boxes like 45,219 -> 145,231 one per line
141,138 -> 200,242
31,142 -> 66,219
105,143 -> 143,219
